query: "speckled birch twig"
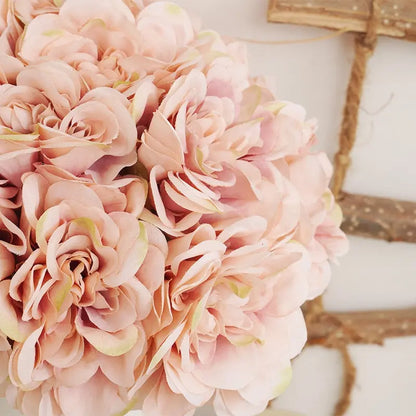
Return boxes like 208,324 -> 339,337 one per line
340,192 -> 416,243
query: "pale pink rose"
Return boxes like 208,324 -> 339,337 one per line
200,34 -> 249,104
138,69 -> 296,239
18,12 -> 99,74
150,29 -> 249,103
16,61 -> 83,119
135,2 -> 194,62
1,165 -> 168,416
238,83 -> 317,160
38,87 -> 138,182
19,0 -> 138,61
16,1 -> 196,89
0,84 -> 54,133
17,0 -> 143,89
116,1 -> 196,87
0,84 -> 48,185
134,222 -> 309,415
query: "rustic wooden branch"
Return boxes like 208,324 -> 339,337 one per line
307,307 -> 416,346
339,192 -> 416,243
268,0 -> 416,41
303,298 -> 416,415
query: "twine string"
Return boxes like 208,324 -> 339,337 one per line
236,27 -> 349,45
334,346 -> 357,416
329,3 -> 380,408
331,0 -> 381,200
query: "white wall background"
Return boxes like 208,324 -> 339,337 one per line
1,1 -> 415,415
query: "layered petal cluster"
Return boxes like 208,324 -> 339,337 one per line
0,1 -> 348,416
135,222 -> 308,416
16,0 -> 195,89
0,59 -> 138,184
1,165 -> 166,416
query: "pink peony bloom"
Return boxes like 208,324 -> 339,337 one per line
16,60 -> 83,120
0,87 -> 41,184
0,165 -> 167,416
38,87 -> 138,182
137,70 -> 305,245
135,2 -> 194,62
134,221 -> 309,416
0,66 -> 70,185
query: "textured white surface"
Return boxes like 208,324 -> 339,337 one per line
2,0 -> 415,415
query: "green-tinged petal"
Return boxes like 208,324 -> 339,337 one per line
0,133 -> 39,142
146,322 -> 185,375
191,291 -> 210,331
136,221 -> 148,270
272,366 -> 293,397
72,217 -> 103,247
322,191 -> 343,225
240,85 -> 263,121
331,203 -> 343,226
42,29 -> 65,37
50,274 -> 73,312
229,335 -> 257,347
111,398 -> 138,416
35,207 -> 61,252
195,147 -> 212,176
76,313 -> 138,356
165,3 -> 182,15
227,333 -> 264,347
229,281 -> 251,298
81,18 -> 107,31
0,281 -> 29,342
322,191 -> 333,211
264,101 -> 286,115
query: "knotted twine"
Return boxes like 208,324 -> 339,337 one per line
331,0 -> 381,200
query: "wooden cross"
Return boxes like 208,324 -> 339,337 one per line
268,0 -> 416,41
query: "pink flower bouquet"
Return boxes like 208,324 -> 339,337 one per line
0,1 -> 348,415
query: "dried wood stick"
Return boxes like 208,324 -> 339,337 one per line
340,192 -> 416,243
307,307 -> 416,346
268,0 -> 416,41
